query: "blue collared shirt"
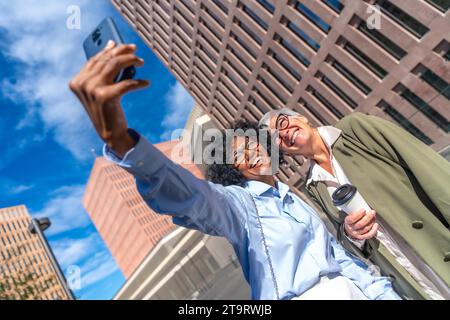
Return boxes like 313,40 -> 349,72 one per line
104,131 -> 400,300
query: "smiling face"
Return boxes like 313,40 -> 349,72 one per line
231,135 -> 273,179
269,113 -> 315,155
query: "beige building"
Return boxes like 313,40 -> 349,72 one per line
0,205 -> 72,300
83,141 -> 204,278
114,227 -> 250,300
111,0 -> 450,189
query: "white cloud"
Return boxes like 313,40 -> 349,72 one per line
0,0 -> 110,160
9,184 -> 34,195
31,184 -> 90,236
160,81 -> 195,140
0,177 -> 35,195
51,233 -> 100,267
80,251 -> 119,289
51,233 -> 121,294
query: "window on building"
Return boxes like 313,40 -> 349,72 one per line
378,100 -> 434,145
203,22 -> 222,44
295,1 -> 331,33
248,96 -> 267,117
227,46 -> 252,72
258,76 -> 287,104
231,32 -> 257,59
235,18 -> 263,45
343,40 -> 388,78
424,0 -> 450,12
263,63 -> 294,93
179,0 -> 195,16
268,49 -> 302,81
226,58 -> 249,82
308,86 -> 344,119
254,86 -> 276,108
357,21 -> 407,60
174,6 -> 193,28
322,0 -> 344,13
198,44 -> 218,64
257,0 -> 275,13
331,59 -> 372,94
376,0 -> 429,38
242,4 -> 269,30
321,74 -> 358,109
420,68 -> 450,100
286,20 -> 320,51
199,29 -> 220,53
399,85 -> 450,132
212,0 -> 229,14
299,98 -> 330,125
277,35 -> 310,67
445,49 -> 450,61
202,4 -> 225,29
434,40 -> 450,60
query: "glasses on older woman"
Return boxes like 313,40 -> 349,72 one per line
275,114 -> 290,130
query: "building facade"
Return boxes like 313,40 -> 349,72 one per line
83,141 -> 204,278
111,0 -> 450,188
0,205 -> 72,300
114,227 -> 251,300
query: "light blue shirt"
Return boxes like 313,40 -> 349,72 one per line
104,131 -> 400,300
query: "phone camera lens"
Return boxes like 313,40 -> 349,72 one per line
96,39 -> 102,46
92,29 -> 101,42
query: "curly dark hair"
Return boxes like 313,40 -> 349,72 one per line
206,119 -> 284,187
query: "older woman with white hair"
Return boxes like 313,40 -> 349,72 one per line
260,108 -> 450,300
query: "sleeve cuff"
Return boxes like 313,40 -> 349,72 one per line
344,232 -> 366,250
103,129 -> 168,179
103,128 -> 140,161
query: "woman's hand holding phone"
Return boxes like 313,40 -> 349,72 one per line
69,41 -> 150,157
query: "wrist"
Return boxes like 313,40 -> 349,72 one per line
107,131 -> 137,158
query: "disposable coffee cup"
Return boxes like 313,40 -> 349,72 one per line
332,184 -> 371,215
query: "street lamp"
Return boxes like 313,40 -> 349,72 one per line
28,217 -> 75,300
28,217 -> 51,234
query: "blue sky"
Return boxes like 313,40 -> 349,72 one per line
0,0 -> 194,299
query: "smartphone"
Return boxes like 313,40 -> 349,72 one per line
83,17 -> 136,82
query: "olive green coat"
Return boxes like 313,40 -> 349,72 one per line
306,112 -> 450,300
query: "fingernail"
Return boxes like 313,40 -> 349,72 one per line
106,40 -> 115,48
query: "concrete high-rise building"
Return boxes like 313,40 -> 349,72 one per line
83,141 -> 204,278
0,205 -> 73,300
111,0 -> 450,187
114,227 -> 251,300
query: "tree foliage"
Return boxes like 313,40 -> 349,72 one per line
0,245 -> 58,300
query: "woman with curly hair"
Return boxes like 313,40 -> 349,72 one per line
69,42 -> 399,300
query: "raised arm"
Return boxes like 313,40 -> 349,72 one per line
69,41 -> 248,242
103,131 -> 248,240
69,40 -> 149,158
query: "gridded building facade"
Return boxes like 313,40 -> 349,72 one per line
0,205 -> 71,300
83,141 -> 204,278
111,0 -> 450,187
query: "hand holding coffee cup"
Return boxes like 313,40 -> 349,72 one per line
332,184 -> 378,241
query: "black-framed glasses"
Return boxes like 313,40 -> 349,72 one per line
275,114 -> 289,130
